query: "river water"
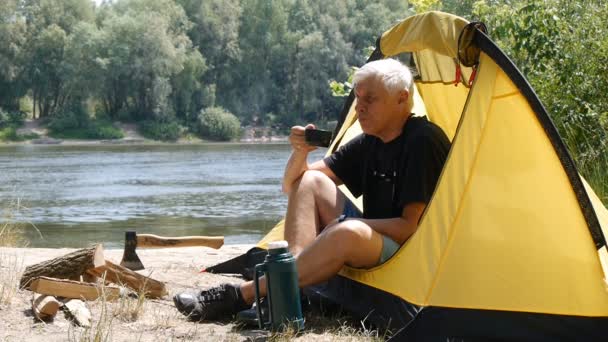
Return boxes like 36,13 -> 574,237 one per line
0,143 -> 324,248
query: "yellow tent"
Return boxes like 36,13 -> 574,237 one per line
214,12 -> 608,339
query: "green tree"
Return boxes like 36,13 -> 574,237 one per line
95,0 -> 197,121
20,0 -> 95,118
27,24 -> 68,118
171,50 -> 207,124
237,0 -> 290,122
0,0 -> 27,111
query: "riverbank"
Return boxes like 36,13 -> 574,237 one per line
5,120 -> 288,146
0,245 -> 377,341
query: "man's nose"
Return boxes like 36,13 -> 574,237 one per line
355,100 -> 365,113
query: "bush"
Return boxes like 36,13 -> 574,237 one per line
0,108 -> 26,128
140,119 -> 181,141
48,108 -> 123,140
86,120 -> 124,139
197,107 -> 241,141
0,127 -> 18,141
47,108 -> 87,132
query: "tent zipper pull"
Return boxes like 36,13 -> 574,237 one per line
454,60 -> 462,86
468,66 -> 478,87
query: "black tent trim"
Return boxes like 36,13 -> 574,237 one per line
390,305 -> 608,341
472,28 -> 607,251
306,276 -> 608,341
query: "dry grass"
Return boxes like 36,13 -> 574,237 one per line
0,200 -> 29,248
0,251 -> 22,306
64,290 -> 385,342
113,292 -> 146,322
67,283 -> 119,342
112,284 -> 146,322
261,305 -> 390,341
0,201 -> 28,307
67,275 -> 150,341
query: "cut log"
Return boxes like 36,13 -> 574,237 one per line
20,244 -> 105,289
32,294 -> 60,321
63,299 -> 91,328
87,260 -> 167,298
29,276 -> 122,301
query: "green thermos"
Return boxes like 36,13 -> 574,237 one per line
254,240 -> 304,331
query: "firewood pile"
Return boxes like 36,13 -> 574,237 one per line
19,244 -> 167,327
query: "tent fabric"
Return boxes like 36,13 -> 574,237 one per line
252,10 -> 608,332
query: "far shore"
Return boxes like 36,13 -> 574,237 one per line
0,136 -> 289,147
2,120 -> 288,147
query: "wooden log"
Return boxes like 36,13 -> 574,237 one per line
19,244 -> 105,289
29,276 -> 122,301
86,260 -> 167,298
32,294 -> 60,321
63,299 -> 91,328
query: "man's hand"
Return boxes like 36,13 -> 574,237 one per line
290,124 -> 318,153
283,123 -> 341,193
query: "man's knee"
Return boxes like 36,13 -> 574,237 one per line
322,221 -> 370,253
321,221 -> 382,267
297,170 -> 331,193
288,169 -> 344,230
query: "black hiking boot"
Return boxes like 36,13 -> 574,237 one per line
173,283 -> 249,321
236,298 -> 270,327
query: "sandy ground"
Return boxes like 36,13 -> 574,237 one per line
0,245 -> 372,342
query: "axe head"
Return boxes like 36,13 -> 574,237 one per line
120,231 -> 144,271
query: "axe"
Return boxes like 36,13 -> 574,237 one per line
120,231 -> 224,271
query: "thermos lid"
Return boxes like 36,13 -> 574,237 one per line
267,240 -> 289,250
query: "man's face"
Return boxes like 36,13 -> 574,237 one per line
354,77 -> 405,137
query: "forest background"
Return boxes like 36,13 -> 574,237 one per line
0,0 -> 606,202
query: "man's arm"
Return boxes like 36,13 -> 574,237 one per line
354,202 -> 426,244
282,124 -> 342,194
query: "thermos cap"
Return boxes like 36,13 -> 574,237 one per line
268,240 -> 289,249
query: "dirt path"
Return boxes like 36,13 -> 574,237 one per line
14,120 -> 148,145
16,119 -> 48,137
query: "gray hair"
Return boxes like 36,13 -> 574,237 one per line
353,59 -> 414,111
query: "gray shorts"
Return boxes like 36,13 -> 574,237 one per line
342,200 -> 401,266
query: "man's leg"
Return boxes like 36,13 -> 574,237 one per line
240,220 -> 384,303
239,169 -> 347,303
283,170 -> 346,256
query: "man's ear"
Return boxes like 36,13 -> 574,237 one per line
397,90 -> 409,105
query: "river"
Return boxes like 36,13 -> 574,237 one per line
0,143 -> 324,248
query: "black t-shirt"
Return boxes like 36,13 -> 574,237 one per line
324,116 -> 451,219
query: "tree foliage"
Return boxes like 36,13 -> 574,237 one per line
197,106 -> 241,141
469,0 -> 608,201
2,0 -> 408,130
0,0 -> 28,111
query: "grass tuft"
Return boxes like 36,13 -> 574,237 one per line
0,200 -> 30,248
0,252 -> 23,307
260,304 -> 390,341
113,290 -> 146,322
67,283 -> 116,342
0,200 -> 29,307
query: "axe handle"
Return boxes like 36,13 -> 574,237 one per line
136,234 -> 224,249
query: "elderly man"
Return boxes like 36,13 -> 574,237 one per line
173,58 -> 451,321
